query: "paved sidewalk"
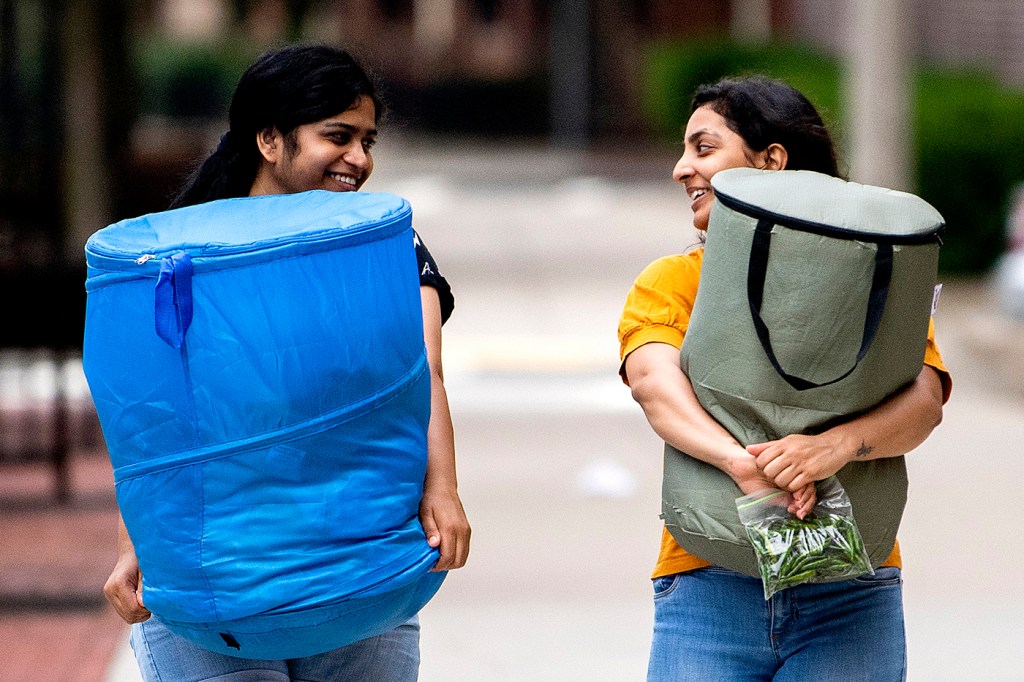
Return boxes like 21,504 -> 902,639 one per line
0,450 -> 129,682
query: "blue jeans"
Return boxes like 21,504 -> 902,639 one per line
130,615 -> 420,681
647,566 -> 906,681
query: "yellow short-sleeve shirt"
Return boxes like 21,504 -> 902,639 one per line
618,248 -> 952,579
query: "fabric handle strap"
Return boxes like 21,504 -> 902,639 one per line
155,252 -> 194,349
746,219 -> 893,391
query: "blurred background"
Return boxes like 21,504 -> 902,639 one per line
1,1 -> 1023,680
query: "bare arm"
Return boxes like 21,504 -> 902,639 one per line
750,365 -> 945,491
418,287 -> 471,571
103,513 -> 151,623
624,342 -> 815,515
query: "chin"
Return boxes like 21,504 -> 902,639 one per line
692,211 -> 711,232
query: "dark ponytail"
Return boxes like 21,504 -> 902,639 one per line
170,44 -> 382,209
170,131 -> 258,208
691,76 -> 841,178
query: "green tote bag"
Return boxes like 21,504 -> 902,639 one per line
664,168 -> 945,577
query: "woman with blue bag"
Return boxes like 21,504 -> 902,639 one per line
618,76 -> 951,680
98,44 -> 470,681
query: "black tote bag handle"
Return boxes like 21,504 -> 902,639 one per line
746,219 -> 893,391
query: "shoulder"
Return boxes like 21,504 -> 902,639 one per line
631,249 -> 704,296
618,249 -> 704,361
413,230 -> 455,324
636,250 -> 703,281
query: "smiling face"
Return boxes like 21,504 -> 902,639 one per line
672,105 -> 767,231
249,95 -> 377,197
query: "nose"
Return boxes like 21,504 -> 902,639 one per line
672,152 -> 693,184
344,142 -> 369,171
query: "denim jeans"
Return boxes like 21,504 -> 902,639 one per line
647,566 -> 906,682
130,615 -> 420,681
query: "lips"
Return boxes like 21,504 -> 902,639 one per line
327,172 -> 360,190
688,187 -> 710,211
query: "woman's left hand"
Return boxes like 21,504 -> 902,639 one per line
420,487 -> 471,572
747,434 -> 849,493
749,366 -> 946,494
418,286 -> 471,572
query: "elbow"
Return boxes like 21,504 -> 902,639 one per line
622,346 -> 681,416
629,374 -> 655,409
912,396 -> 944,446
628,380 -> 643,405
629,374 -> 668,418
911,395 -> 943,445
919,367 -> 945,431
905,366 -> 945,437
910,404 -> 943,450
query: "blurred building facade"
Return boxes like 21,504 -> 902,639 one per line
154,0 -> 1024,87
791,0 -> 1024,86
4,0 -> 1024,269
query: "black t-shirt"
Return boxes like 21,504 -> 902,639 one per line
413,230 -> 454,325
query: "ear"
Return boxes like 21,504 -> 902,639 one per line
255,127 -> 283,164
762,143 -> 789,171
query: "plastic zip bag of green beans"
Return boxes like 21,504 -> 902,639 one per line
736,477 -> 873,599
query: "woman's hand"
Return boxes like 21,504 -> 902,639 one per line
749,365 -> 945,493
748,365 -> 945,514
788,483 -> 817,519
420,485 -> 471,572
747,434 -> 849,493
730,451 -> 776,496
420,286 -> 471,571
732,451 -> 816,519
104,515 -> 151,624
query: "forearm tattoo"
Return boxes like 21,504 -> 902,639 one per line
854,440 -> 874,458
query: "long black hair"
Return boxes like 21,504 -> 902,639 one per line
692,76 -> 841,178
170,44 -> 382,209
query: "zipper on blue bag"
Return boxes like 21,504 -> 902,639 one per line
87,209 -> 410,265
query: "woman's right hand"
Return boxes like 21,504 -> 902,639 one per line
732,455 -> 816,519
787,482 -> 817,519
730,451 -> 777,497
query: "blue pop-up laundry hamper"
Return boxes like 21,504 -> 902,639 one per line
83,190 -> 445,659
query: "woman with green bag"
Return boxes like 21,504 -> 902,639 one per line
618,76 -> 951,680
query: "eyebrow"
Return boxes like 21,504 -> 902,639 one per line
322,121 -> 378,137
686,128 -> 720,145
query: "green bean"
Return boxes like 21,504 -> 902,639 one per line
743,510 -> 872,598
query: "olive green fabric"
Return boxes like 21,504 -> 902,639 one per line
664,168 -> 944,577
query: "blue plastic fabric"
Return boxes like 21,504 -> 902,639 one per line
82,190 -> 444,659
